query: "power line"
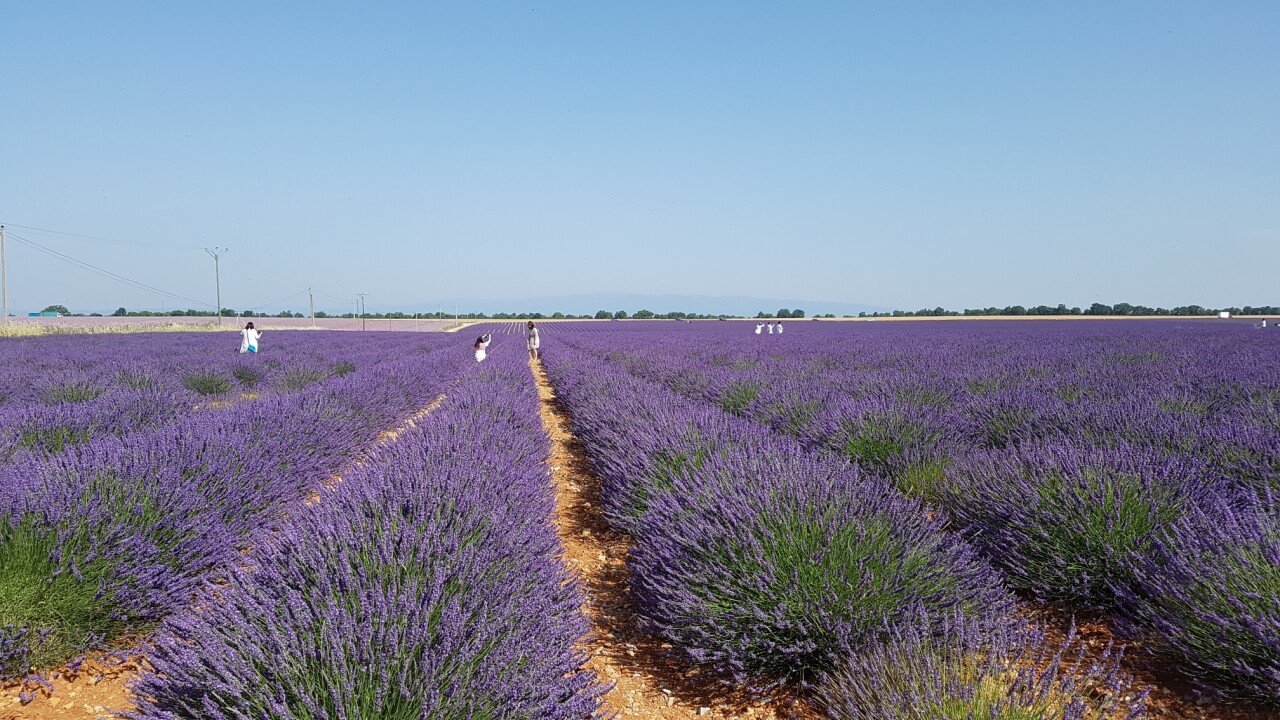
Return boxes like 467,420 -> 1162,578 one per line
5,220 -> 360,312
0,220 -> 203,250
219,253 -> 348,307
7,232 -> 213,308
245,290 -> 308,312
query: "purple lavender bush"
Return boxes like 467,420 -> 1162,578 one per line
940,443 -> 1215,608
627,445 -> 1013,685
0,465 -> 234,678
817,614 -> 1146,720
1118,489 -> 1280,702
812,395 -> 954,501
131,351 -> 602,719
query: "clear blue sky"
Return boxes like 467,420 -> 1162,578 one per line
2,1 -> 1277,315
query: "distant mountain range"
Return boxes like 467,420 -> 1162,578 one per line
406,293 -> 886,317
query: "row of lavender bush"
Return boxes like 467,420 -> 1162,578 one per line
544,340 -> 1142,718
128,339 -> 602,719
0,340 -> 469,688
551,320 -> 1280,704
0,332 -> 452,464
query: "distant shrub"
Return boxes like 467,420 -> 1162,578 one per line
1118,489 -> 1280,702
18,426 -> 92,454
231,365 -> 263,388
717,381 -> 760,416
942,443 -> 1214,608
117,370 -> 159,391
183,372 -> 232,396
818,616 -> 1144,720
278,368 -> 326,392
42,381 -> 103,404
812,397 -> 952,500
759,396 -> 821,437
963,390 -> 1068,449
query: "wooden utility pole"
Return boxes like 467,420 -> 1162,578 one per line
205,247 -> 228,325
0,226 -> 8,323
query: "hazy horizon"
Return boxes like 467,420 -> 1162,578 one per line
2,2 -> 1277,315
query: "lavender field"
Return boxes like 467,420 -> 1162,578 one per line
541,319 -> 1279,717
2,320 -> 1278,719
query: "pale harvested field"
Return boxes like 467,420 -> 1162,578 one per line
0,317 -> 461,337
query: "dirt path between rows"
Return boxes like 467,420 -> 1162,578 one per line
2,393 -> 450,720
530,358 -> 819,720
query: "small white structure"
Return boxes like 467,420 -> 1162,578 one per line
1218,311 -> 1232,319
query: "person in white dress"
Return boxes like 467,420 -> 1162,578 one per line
239,322 -> 262,353
526,321 -> 541,360
767,322 -> 774,334
473,333 -> 492,362
776,321 -> 783,334
755,322 -> 764,335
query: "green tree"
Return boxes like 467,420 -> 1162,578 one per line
613,310 -> 628,320
777,308 -> 791,318
634,309 -> 655,319
41,304 -> 71,315
594,310 -> 611,319
111,307 -> 128,317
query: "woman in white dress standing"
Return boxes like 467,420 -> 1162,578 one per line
239,322 -> 263,353
775,321 -> 783,334
474,333 -> 492,362
526,321 -> 541,360
755,322 -> 764,335
767,321 -> 774,334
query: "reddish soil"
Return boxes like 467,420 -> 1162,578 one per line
1026,604 -> 1275,720
0,657 -> 138,720
1,393 -> 450,720
531,357 -> 820,719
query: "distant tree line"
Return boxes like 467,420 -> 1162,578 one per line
34,302 -> 1280,321
858,303 -> 1280,318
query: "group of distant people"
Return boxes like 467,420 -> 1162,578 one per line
233,319 -> 543,363
473,321 -> 540,363
754,321 -> 783,335
232,320 -> 544,363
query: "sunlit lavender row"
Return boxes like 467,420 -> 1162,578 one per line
543,324 -> 1147,718
546,318 -> 1278,708
0,332 -> 469,690
128,340 -> 602,718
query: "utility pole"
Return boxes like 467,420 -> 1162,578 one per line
0,226 -> 8,323
453,304 -> 459,322
357,293 -> 367,331
308,287 -> 315,329
205,247 -> 228,326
